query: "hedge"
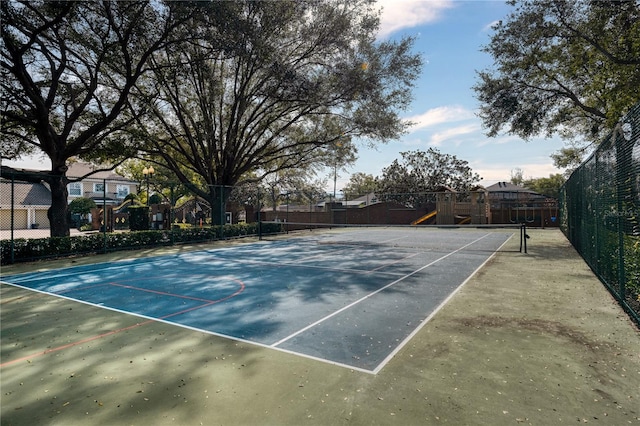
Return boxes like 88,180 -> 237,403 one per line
1,222 -> 283,264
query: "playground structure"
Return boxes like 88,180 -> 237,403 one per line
411,189 -> 490,225
83,188 -> 557,232
263,187 -> 558,229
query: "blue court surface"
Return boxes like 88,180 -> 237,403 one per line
1,227 -> 514,373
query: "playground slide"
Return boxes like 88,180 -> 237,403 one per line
458,216 -> 471,224
411,210 -> 437,225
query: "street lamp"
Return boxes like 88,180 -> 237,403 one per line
142,165 -> 154,206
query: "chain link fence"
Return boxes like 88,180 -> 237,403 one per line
559,102 -> 640,325
0,178 -> 268,264
2,173 -> 558,264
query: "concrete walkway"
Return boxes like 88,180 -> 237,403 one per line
1,229 -> 638,425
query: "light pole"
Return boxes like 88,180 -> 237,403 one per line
142,165 -> 154,206
333,140 -> 342,201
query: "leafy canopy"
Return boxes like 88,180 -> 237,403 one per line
68,197 -> 97,216
133,0 -> 422,212
474,0 -> 640,169
342,172 -> 377,199
0,0 -> 201,236
376,148 -> 481,207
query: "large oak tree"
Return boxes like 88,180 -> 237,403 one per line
132,0 -> 422,224
1,0 -> 199,236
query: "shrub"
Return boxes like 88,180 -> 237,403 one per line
69,197 -> 97,216
1,222 -> 274,264
128,206 -> 149,231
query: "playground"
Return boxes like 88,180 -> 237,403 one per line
266,188 -> 558,229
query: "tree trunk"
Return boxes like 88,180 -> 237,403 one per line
209,186 -> 232,227
47,173 -> 71,237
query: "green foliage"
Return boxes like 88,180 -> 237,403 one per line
124,193 -> 138,203
375,149 -> 481,207
475,0 -> 640,164
68,197 -> 97,216
342,172 -> 377,198
523,174 -> 566,199
128,206 -> 149,231
509,168 -> 525,186
134,0 -> 422,214
551,145 -> 590,173
1,223 -> 283,264
149,194 -> 163,205
624,236 -> 640,297
1,1 -> 202,236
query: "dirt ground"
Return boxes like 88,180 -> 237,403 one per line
1,229 -> 638,425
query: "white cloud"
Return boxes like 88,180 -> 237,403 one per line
472,161 -> 561,184
481,20 -> 500,33
377,0 -> 454,39
428,123 -> 479,147
475,134 -> 521,147
405,105 -> 475,132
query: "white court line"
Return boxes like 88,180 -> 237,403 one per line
0,280 -> 377,375
1,255 -> 179,283
270,233 -> 492,348
370,252 -> 422,272
371,232 -> 515,374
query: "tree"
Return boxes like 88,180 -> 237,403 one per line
262,167 -> 325,212
342,172 -> 377,199
68,197 -> 97,220
133,0 -> 422,225
118,160 -> 191,207
523,174 -> 566,199
510,168 -> 525,186
0,1 -> 199,236
326,138 -> 358,200
474,0 -> 640,169
375,149 -> 481,207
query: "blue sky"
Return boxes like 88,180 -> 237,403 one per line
346,0 -> 565,190
4,0 -> 565,190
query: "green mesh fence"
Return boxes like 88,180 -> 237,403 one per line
0,178 -> 267,264
2,169 -> 554,265
559,102 -> 640,325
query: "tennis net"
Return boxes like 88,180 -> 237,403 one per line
258,222 -> 529,253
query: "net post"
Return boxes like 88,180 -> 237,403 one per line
520,223 -> 528,254
519,224 -> 524,253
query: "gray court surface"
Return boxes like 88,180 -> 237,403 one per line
1,227 -> 514,373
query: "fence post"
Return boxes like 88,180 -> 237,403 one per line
220,185 -> 225,240
615,125 -> 627,301
286,192 -> 289,233
257,187 -> 262,240
10,174 -> 15,264
103,178 -> 107,254
170,184 -> 175,245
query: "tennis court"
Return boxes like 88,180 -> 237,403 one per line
1,226 -> 516,373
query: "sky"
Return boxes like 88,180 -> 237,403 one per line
3,0 -> 565,191
345,0 -> 565,190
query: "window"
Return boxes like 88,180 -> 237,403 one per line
68,182 -> 82,197
116,185 -> 130,198
94,183 -> 105,193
